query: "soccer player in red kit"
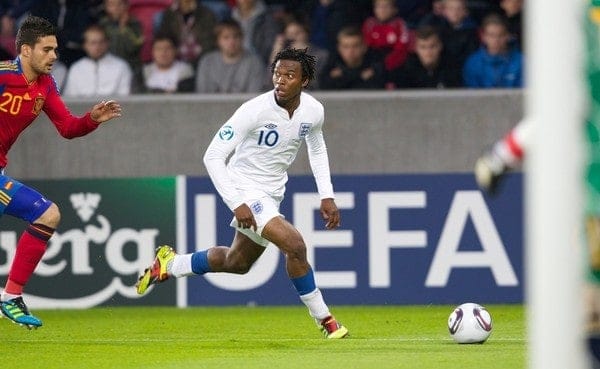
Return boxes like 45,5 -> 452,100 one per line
0,16 -> 122,329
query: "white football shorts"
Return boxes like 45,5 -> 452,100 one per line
229,195 -> 283,247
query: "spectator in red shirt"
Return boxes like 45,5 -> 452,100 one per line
0,16 -> 122,329
361,0 -> 411,72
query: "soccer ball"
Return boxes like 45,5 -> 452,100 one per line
448,303 -> 493,344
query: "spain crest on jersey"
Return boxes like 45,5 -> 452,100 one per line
33,96 -> 44,115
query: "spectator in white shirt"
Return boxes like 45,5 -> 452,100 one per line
63,24 -> 132,97
143,34 -> 195,93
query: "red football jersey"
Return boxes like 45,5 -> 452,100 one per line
0,57 -> 99,168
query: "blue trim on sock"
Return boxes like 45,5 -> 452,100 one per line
291,269 -> 317,296
191,250 -> 212,274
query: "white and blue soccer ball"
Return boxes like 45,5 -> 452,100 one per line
448,303 -> 493,344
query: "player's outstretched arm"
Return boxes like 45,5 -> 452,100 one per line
90,100 -> 122,123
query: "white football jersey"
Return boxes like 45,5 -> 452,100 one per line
204,90 -> 335,211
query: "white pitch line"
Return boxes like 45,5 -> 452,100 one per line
3,337 -> 526,344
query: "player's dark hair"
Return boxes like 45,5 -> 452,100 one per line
270,47 -> 317,84
15,16 -> 57,54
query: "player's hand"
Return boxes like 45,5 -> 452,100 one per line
234,203 -> 257,231
474,150 -> 508,195
90,100 -> 122,123
320,198 -> 340,230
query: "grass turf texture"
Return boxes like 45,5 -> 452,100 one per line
3,305 -> 524,369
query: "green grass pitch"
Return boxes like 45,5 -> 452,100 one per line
3,304 -> 524,369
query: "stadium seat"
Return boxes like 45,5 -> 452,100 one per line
129,0 -> 173,63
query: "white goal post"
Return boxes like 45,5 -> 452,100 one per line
526,0 -> 587,368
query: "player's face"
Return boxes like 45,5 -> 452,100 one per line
272,59 -> 306,105
27,35 -> 58,75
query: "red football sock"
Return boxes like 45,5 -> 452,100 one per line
5,223 -> 54,294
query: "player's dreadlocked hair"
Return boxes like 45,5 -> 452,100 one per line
16,16 -> 57,54
271,47 -> 317,84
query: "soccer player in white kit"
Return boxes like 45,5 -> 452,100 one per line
136,47 -> 349,339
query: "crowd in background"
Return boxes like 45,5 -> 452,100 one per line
0,0 -> 524,95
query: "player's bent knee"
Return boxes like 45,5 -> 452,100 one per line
285,240 -> 307,262
232,264 -> 252,274
36,203 -> 61,228
224,255 -> 255,274
226,261 -> 252,274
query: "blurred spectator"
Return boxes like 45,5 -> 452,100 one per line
231,0 -> 279,64
143,34 -> 194,93
201,0 -> 231,20
269,18 -> 328,89
156,0 -> 217,67
128,0 -> 172,63
64,24 -> 132,97
30,0 -> 101,66
195,19 -> 265,93
438,0 -> 480,67
319,26 -> 385,90
418,0 -> 446,29
295,0 -> 371,54
466,0 -> 501,24
391,25 -> 461,89
0,0 -> 36,56
463,13 -> 523,88
0,44 -> 11,60
99,0 -> 145,92
362,0 -> 411,73
498,0 -> 523,50
51,59 -> 68,91
396,0 -> 433,28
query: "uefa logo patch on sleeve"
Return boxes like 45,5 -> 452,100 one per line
250,200 -> 263,214
218,125 -> 234,141
298,123 -> 312,138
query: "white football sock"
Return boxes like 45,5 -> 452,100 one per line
1,292 -> 20,302
170,254 -> 194,278
300,288 -> 330,321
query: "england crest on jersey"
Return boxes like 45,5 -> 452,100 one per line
298,123 -> 312,138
